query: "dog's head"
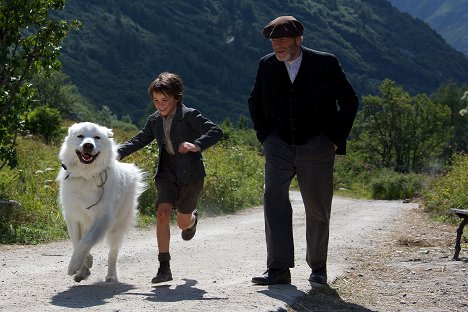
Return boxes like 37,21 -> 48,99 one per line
59,122 -> 116,178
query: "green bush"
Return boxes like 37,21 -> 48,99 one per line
370,169 -> 424,200
0,125 -> 266,243
198,144 -> 264,215
0,137 -> 67,244
333,149 -> 375,198
421,154 -> 468,221
25,106 -> 64,144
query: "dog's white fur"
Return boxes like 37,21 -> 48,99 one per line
57,122 -> 145,282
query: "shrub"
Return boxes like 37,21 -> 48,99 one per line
370,169 -> 424,200
0,137 -> 67,243
199,144 -> 264,215
24,106 -> 64,144
0,125 -> 265,243
334,150 -> 374,197
421,154 -> 468,221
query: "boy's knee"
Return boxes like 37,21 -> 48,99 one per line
157,210 -> 168,220
176,219 -> 190,230
176,214 -> 192,230
157,204 -> 172,222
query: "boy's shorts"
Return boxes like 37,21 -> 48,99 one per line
155,177 -> 204,214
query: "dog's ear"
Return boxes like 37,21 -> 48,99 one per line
68,123 -> 78,135
107,129 -> 114,138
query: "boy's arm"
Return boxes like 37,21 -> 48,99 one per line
117,117 -> 156,160
189,110 -> 223,151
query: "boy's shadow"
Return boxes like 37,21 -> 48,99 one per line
147,278 -> 227,302
50,282 -> 135,308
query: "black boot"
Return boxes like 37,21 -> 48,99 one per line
151,266 -> 173,283
252,268 -> 291,285
151,252 -> 173,283
309,267 -> 327,284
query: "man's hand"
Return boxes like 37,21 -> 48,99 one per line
178,142 -> 201,154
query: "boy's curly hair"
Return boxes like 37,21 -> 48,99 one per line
148,72 -> 184,102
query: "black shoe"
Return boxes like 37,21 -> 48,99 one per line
181,210 -> 198,241
309,268 -> 327,284
151,267 -> 173,283
252,268 -> 291,285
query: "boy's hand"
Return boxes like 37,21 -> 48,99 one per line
178,142 -> 201,154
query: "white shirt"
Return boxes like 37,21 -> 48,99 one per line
285,51 -> 303,83
162,111 -> 176,155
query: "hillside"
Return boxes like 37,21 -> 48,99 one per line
57,0 -> 468,125
389,0 -> 468,56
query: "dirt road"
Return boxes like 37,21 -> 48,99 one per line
0,192 -> 416,311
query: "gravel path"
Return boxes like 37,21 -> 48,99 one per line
0,191 -> 417,311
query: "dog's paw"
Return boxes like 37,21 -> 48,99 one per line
105,275 -> 118,283
74,269 -> 91,283
68,252 -> 85,276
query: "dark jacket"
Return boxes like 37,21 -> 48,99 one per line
248,46 -> 359,155
117,103 -> 223,184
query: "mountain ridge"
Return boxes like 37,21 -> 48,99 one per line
58,0 -> 468,125
389,0 -> 468,56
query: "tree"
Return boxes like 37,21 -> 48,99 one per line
31,70 -> 95,121
96,105 -> 117,127
0,0 -> 79,170
353,79 -> 451,173
461,91 -> 468,116
431,83 -> 468,158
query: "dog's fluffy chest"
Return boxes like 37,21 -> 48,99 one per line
60,174 -> 107,213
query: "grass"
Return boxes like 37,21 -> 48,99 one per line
0,127 -> 265,243
421,153 -> 468,222
0,137 -> 67,244
1,125 -> 465,244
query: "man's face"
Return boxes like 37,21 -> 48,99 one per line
152,91 -> 177,116
271,36 -> 302,62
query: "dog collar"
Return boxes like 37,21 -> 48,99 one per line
61,163 -> 70,180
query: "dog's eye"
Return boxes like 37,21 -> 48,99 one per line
77,135 -> 84,139
94,136 -> 101,140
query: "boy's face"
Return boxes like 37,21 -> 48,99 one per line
152,91 -> 177,117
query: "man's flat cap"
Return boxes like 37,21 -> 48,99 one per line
263,16 -> 304,38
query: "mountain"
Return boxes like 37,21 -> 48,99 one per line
389,0 -> 468,56
57,0 -> 468,125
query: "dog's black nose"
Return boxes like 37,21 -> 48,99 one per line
83,143 -> 94,154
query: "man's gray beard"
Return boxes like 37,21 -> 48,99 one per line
275,52 -> 292,62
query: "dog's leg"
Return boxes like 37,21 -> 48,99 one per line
105,228 -> 124,282
66,221 -> 92,282
73,254 -> 93,282
68,215 -> 111,276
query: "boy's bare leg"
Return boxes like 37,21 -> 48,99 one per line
156,203 -> 172,252
152,203 -> 173,283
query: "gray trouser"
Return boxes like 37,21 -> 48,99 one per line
263,133 -> 335,271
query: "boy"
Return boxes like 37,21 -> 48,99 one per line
117,72 -> 223,283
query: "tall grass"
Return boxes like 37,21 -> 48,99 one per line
2,125 -> 464,244
421,153 -> 468,221
200,144 -> 264,215
0,137 -> 67,244
0,128 -> 265,244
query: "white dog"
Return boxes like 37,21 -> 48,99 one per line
57,122 -> 145,283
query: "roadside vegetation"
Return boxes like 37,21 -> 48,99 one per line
1,113 -> 467,244
1,75 -> 466,245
